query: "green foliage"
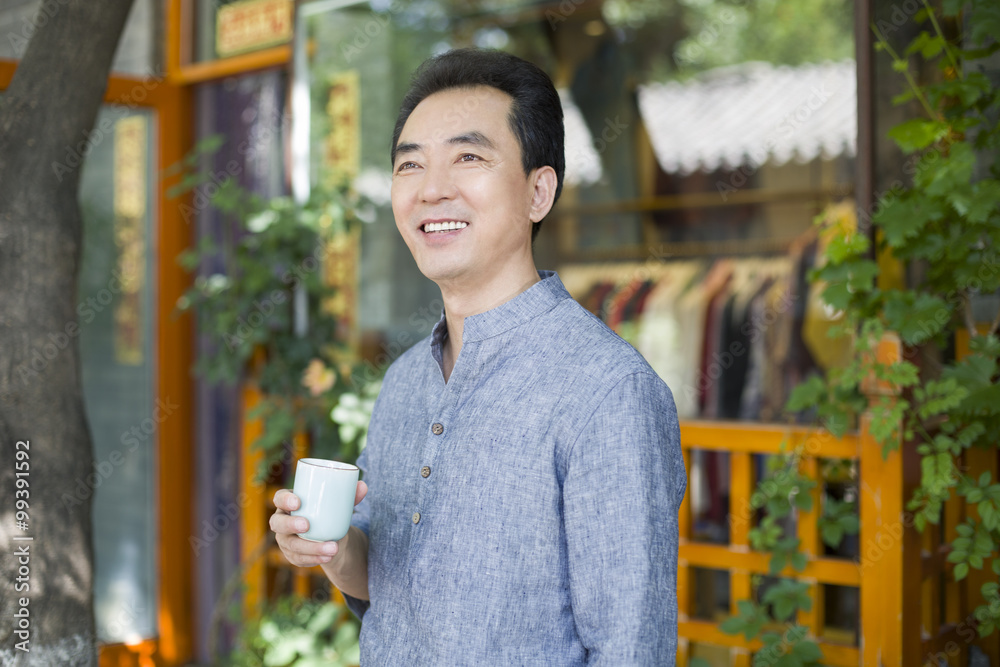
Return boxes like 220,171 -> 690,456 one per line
773,0 -> 1000,646
720,599 -> 770,640
976,579 -> 1000,637
728,4 -> 1000,651
721,597 -> 823,666
818,496 -> 860,549
762,580 -> 812,622
670,0 -> 854,77
225,595 -> 360,667
947,519 -> 996,581
724,449 -> 833,661
755,625 -> 823,667
169,138 -> 379,476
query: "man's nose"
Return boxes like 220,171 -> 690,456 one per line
417,164 -> 457,203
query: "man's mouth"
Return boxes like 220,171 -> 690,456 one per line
421,221 -> 469,234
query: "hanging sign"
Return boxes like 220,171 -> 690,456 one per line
216,0 -> 293,58
113,115 -> 147,366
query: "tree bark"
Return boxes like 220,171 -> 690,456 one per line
0,0 -> 136,664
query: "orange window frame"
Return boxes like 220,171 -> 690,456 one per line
0,60 -> 195,667
165,0 -> 292,85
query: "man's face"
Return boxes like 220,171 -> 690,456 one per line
391,85 -> 551,288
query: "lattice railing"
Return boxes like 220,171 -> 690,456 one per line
676,333 -> 1000,667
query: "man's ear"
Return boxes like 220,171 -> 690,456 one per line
528,166 -> 558,223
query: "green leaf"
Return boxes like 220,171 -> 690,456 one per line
906,31 -> 946,59
821,522 -> 844,548
962,384 -> 1000,413
892,89 -> 916,105
305,603 -> 338,634
887,119 -> 949,152
786,375 -> 826,412
773,598 -> 795,622
968,1 -> 1000,44
941,0 -> 962,16
883,291 -> 952,345
917,378 -> 970,419
817,260 -> 879,310
770,552 -> 787,575
331,620 -> 359,652
917,142 -> 975,198
826,230 -> 871,264
720,616 -> 745,635
793,638 -> 824,662
874,194 -> 944,249
955,561 -> 969,581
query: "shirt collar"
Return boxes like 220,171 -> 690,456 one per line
430,270 -> 572,352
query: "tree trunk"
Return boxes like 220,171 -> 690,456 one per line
0,0 -> 136,664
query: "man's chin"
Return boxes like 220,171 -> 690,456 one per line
418,262 -> 474,289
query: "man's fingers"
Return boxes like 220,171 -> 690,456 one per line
275,533 -> 339,566
270,511 -> 309,535
355,480 -> 368,506
273,488 -> 300,512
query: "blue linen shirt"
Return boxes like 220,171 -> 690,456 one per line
344,270 -> 686,665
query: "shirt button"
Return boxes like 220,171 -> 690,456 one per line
420,466 -> 431,478
431,423 -> 444,435
412,512 -> 421,524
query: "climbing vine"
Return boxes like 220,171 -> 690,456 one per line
719,1 -> 1000,664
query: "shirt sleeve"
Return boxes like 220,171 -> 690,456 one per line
342,444 -> 371,621
562,371 -> 686,665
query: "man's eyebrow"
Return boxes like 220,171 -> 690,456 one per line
447,131 -> 496,151
395,142 -> 421,159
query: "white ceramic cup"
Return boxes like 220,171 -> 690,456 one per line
290,458 -> 359,542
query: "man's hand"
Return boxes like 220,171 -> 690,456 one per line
270,482 -> 368,567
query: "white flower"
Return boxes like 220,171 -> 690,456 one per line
205,274 -> 230,294
246,210 -> 279,233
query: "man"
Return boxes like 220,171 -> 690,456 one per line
271,48 -> 686,664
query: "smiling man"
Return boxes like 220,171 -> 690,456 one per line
271,48 -> 686,665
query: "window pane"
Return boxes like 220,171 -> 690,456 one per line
78,107 -> 158,643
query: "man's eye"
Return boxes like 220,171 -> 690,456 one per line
397,162 -> 417,172
459,154 -> 481,162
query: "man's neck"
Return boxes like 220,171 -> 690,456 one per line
438,263 -> 541,382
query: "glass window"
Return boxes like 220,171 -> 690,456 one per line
78,106 -> 158,644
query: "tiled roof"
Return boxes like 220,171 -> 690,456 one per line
637,60 -> 857,175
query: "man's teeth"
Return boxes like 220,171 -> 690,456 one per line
423,221 -> 468,233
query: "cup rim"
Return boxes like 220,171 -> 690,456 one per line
298,457 -> 359,472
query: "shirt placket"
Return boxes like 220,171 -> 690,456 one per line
409,340 -> 476,544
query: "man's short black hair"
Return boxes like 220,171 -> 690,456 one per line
391,48 -> 565,241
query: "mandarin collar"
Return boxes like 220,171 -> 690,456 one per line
430,270 -> 571,352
